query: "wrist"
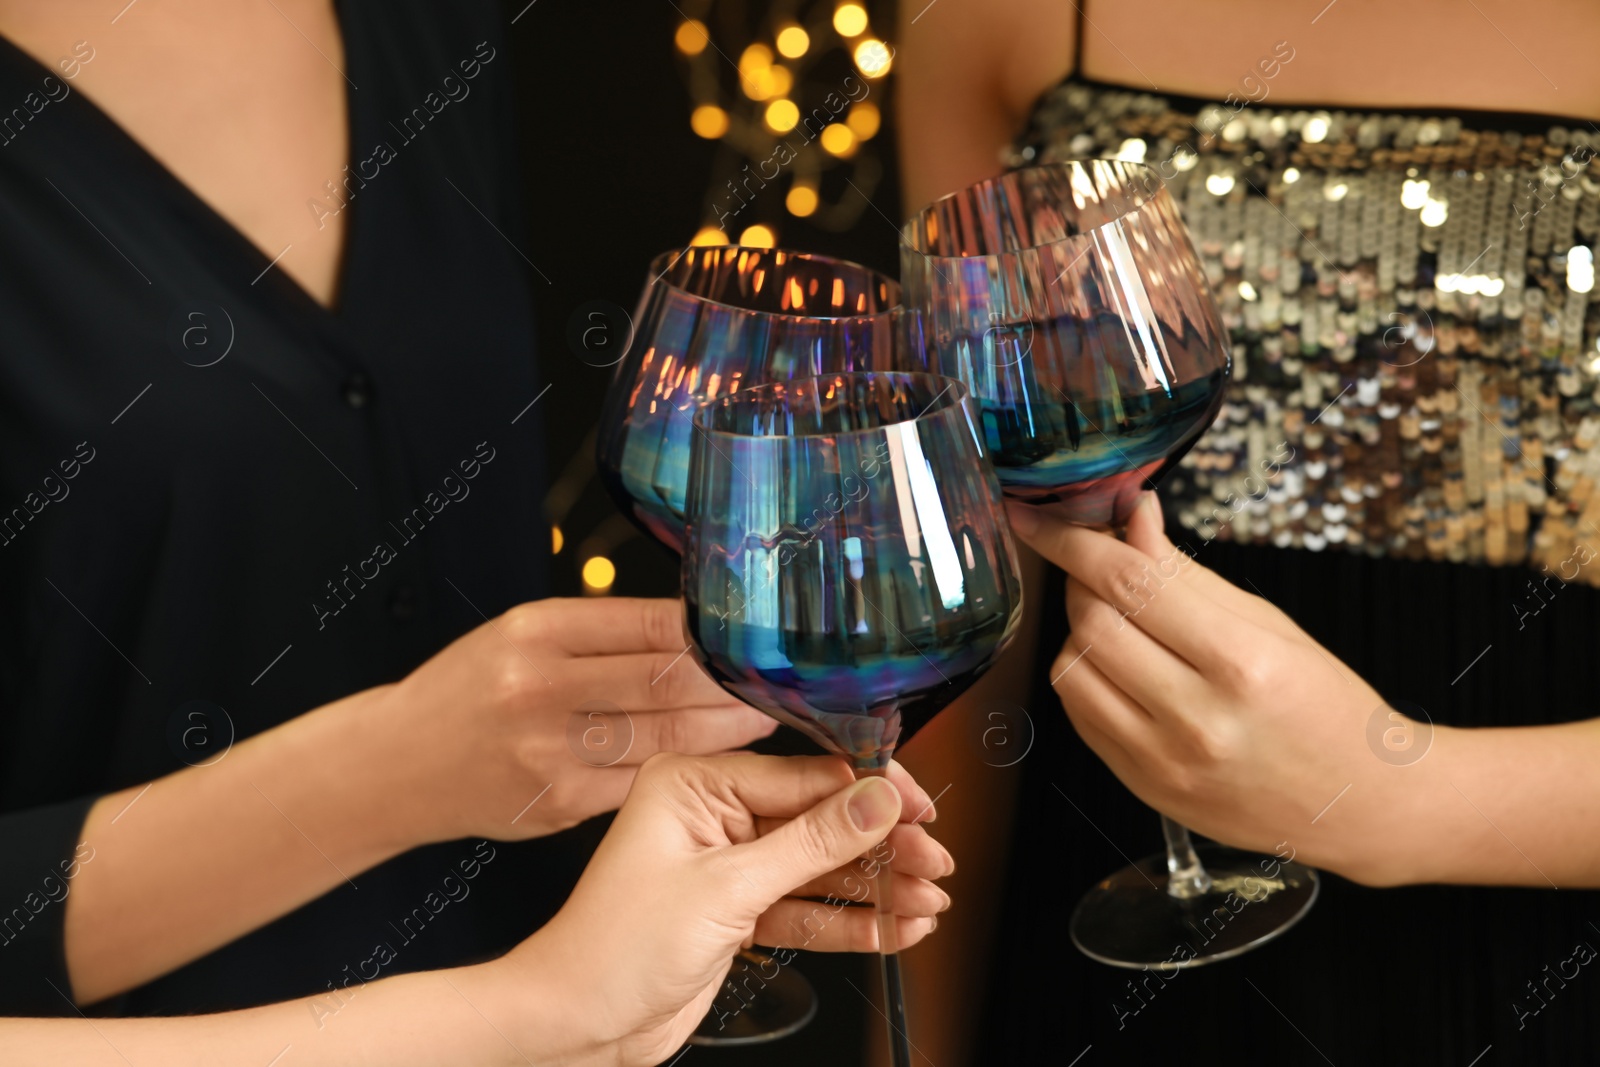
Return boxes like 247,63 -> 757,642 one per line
1366,722 -> 1496,887
469,935 -> 610,1066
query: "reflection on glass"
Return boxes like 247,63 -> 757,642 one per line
900,159 -> 1229,528
597,245 -> 898,552
683,371 -> 1023,1066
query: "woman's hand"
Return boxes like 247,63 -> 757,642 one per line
496,753 -> 951,1066
9,754 -> 948,1067
374,597 -> 779,844
1007,494 -> 1445,886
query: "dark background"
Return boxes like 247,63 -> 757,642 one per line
503,5 -> 1600,1067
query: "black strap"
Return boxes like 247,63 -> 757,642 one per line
1071,0 -> 1087,73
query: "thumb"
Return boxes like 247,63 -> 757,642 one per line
734,776 -> 902,902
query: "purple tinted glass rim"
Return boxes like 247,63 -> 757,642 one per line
691,371 -> 969,440
899,159 -> 1170,261
647,245 -> 902,323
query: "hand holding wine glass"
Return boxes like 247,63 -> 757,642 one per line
682,370 -> 1023,1064
900,159 -> 1316,968
504,753 -> 948,1067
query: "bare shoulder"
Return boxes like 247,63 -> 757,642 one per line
897,0 -> 1076,209
1085,0 -> 1600,121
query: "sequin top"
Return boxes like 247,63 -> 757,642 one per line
1010,80 -> 1600,581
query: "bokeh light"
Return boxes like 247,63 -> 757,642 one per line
833,3 -> 869,37
776,25 -> 810,58
820,123 -> 857,157
853,38 -> 891,78
690,105 -> 729,139
846,102 -> 881,140
739,224 -> 777,248
674,20 -> 709,55
786,184 -> 819,217
766,99 -> 800,132
581,556 -> 615,595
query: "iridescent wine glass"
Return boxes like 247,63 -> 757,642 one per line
901,159 -> 1319,968
682,371 -> 1024,1067
597,245 -> 899,553
594,245 -> 898,1045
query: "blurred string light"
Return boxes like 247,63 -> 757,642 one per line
740,224 -> 777,247
673,0 -> 892,244
581,556 -> 616,595
833,3 -> 868,36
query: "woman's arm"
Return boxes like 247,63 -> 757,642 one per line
895,0 -> 1075,211
11,753 -> 952,1067
1012,494 -> 1600,888
54,598 -> 775,1005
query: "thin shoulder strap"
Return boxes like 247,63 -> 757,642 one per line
1071,0 -> 1087,74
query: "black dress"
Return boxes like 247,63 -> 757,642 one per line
0,0 -> 578,1018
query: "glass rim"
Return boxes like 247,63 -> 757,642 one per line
899,158 -> 1170,262
648,245 -> 902,323
691,370 -> 969,440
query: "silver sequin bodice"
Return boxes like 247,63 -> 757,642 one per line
1011,81 -> 1600,581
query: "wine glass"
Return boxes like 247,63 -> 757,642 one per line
682,370 -> 1024,1067
597,245 -> 898,553
594,245 -> 898,1045
900,159 -> 1319,968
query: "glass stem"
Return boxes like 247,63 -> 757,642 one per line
857,767 -> 913,1067
1161,815 -> 1213,900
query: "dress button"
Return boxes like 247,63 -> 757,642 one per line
342,372 -> 373,409
389,584 -> 418,621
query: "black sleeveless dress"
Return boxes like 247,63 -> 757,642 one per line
984,69 -> 1600,1066
0,1 -> 580,1018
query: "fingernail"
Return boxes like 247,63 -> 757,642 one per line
847,777 -> 899,832
1004,501 -> 1039,537
1141,491 -> 1159,515
938,888 -> 953,912
929,915 -> 939,933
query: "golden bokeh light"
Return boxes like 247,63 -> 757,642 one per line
846,102 -> 881,140
776,25 -> 810,59
833,3 -> 869,37
820,123 -> 857,158
739,224 -> 777,248
853,38 -> 892,78
581,556 -> 616,595
551,526 -> 564,555
766,99 -> 800,133
786,184 -> 819,217
674,20 -> 709,55
744,63 -> 792,101
691,226 -> 728,246
739,43 -> 773,79
689,105 -> 729,139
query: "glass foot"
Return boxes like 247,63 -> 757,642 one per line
686,948 -> 818,1046
1070,844 -> 1319,970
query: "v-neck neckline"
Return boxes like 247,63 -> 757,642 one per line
0,2 -> 364,322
